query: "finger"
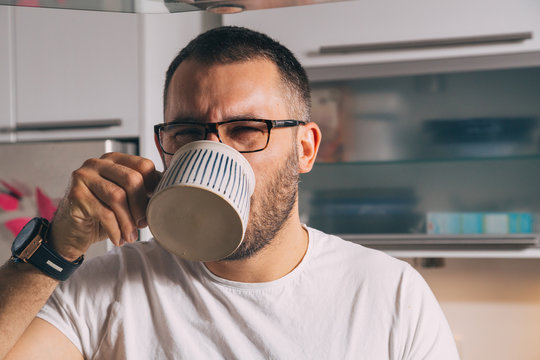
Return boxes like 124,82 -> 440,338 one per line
98,161 -> 149,229
101,153 -> 161,194
99,153 -> 161,228
71,184 -> 124,246
84,155 -> 149,230
77,165 -> 138,243
96,203 -> 124,247
50,175 -> 124,259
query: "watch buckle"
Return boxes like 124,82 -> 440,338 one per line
18,220 -> 48,262
19,236 -> 43,262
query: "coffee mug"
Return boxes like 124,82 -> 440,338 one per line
147,140 -> 256,261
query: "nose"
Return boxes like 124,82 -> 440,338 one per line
205,132 -> 220,142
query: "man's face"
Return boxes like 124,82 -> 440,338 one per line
163,58 -> 301,260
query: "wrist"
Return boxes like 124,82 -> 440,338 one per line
47,221 -> 85,262
11,218 -> 84,281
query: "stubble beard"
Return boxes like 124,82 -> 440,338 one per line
223,146 -> 299,261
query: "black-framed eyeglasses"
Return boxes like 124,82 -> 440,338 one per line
154,119 -> 306,155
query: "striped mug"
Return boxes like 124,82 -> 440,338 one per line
147,140 -> 256,261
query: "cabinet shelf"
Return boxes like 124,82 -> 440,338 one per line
341,233 -> 539,248
385,247 -> 540,259
315,153 -> 540,167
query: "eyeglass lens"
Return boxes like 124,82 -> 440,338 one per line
160,120 -> 269,154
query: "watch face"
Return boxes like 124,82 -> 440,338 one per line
11,218 -> 41,254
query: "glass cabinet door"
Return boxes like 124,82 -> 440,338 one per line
299,66 -> 540,252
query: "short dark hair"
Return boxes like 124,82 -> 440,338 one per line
163,26 -> 311,121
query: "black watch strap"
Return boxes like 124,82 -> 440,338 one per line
12,218 -> 84,281
28,239 -> 84,281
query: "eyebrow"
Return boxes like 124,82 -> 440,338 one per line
168,116 -> 201,124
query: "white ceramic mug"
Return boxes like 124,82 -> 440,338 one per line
147,140 -> 256,261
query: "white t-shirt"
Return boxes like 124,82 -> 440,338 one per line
38,227 -> 459,359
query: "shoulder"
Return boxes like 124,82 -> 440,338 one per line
305,227 -> 432,305
306,226 -> 411,279
306,228 -> 459,357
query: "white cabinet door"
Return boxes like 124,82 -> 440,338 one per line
224,0 -> 540,69
14,7 -> 139,141
0,6 -> 14,142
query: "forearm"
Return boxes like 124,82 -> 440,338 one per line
0,260 -> 59,359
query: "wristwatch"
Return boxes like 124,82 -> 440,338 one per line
11,217 -> 84,281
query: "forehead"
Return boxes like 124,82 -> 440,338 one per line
164,59 -> 289,123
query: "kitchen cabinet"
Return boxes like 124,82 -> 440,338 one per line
224,0 -> 540,258
224,0 -> 540,71
299,66 -> 540,258
0,6 -> 14,142
13,7 -> 139,141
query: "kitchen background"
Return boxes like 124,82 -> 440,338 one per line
1,1 -> 540,358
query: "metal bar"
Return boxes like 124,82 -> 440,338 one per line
14,119 -> 122,131
340,234 -> 539,247
319,32 -> 533,54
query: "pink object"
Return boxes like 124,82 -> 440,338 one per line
0,180 -> 23,199
5,217 -> 32,237
16,0 -> 40,6
36,187 -> 57,221
0,193 -> 19,211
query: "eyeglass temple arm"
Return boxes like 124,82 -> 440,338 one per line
271,120 -> 306,127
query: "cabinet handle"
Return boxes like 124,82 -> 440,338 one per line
319,32 -> 533,54
14,119 -> 122,131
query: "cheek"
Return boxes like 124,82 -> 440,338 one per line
243,133 -> 296,195
250,162 -> 269,196
245,156 -> 277,197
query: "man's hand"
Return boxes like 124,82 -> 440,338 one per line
48,153 -> 162,261
0,153 -> 161,359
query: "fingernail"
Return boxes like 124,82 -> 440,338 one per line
131,230 -> 139,243
137,217 -> 147,228
119,238 -> 125,246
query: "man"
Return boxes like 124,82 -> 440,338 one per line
1,26 -> 459,359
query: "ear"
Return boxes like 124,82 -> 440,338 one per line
154,133 -> 166,169
297,122 -> 322,174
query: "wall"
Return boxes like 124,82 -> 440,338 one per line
410,258 -> 540,359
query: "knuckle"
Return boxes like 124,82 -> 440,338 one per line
100,152 -> 117,160
137,158 -> 155,174
82,157 -> 100,168
71,167 -> 89,180
108,185 -> 127,203
125,171 -> 144,189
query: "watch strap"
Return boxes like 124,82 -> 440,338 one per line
29,240 -> 84,281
